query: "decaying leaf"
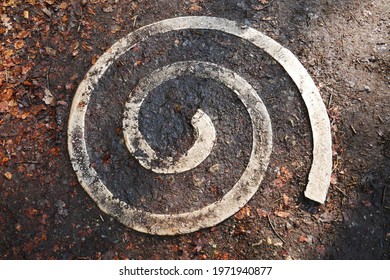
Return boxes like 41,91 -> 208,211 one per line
283,193 -> 290,206
43,88 -> 55,105
234,206 -> 251,220
91,54 -> 99,65
17,30 -> 30,39
273,166 -> 293,189
256,208 -> 268,218
274,210 -> 290,218
102,5 -> 114,13
30,104 -> 46,115
1,14 -> 12,32
14,40 -> 25,50
82,41 -> 93,52
298,235 -> 313,244
4,172 -> 12,180
59,2 -> 69,9
0,101 -> 9,113
190,4 -> 202,12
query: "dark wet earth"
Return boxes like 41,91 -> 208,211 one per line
0,0 -> 389,259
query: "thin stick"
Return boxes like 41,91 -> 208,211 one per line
46,65 -> 51,90
15,161 -> 40,165
350,125 -> 357,134
335,186 -> 349,198
328,92 -> 333,108
267,215 -> 286,243
132,15 -> 138,28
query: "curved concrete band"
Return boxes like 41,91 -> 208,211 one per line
68,16 -> 332,235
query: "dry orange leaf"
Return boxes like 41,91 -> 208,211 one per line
4,49 -> 14,59
283,193 -> 290,206
274,210 -> 290,218
234,206 -> 251,220
59,2 -> 69,9
91,54 -> 99,65
190,4 -> 202,12
81,41 -> 93,52
29,104 -> 46,115
17,30 -> 30,39
4,171 -> 12,180
0,101 -> 9,113
22,65 -> 32,75
256,208 -> 268,218
298,235 -> 312,244
14,40 -> 24,50
50,146 -> 60,156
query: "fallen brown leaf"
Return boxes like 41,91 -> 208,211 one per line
0,101 -> 9,113
273,166 -> 293,189
234,206 -> 251,220
59,2 -> 68,9
283,193 -> 290,206
14,40 -> 25,50
274,210 -> 290,218
190,4 -> 202,12
298,235 -> 312,244
256,208 -> 268,218
17,30 -> 30,39
4,171 -> 12,180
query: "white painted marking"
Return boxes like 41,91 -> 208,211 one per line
68,16 -> 332,235
122,63 -> 217,174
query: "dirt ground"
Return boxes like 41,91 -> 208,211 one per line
0,0 -> 389,260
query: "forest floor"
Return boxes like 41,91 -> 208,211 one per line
0,0 -> 389,259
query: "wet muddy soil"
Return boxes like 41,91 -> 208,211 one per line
0,0 -> 389,259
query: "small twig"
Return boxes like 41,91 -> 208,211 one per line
350,125 -> 357,134
132,15 -> 138,28
382,186 -> 387,206
267,215 -> 286,244
252,241 -> 263,247
350,12 -> 363,26
15,161 -> 40,165
377,115 -> 384,123
319,16 -> 331,34
328,92 -> 333,108
335,186 -> 349,198
332,155 -> 339,172
46,65 -> 51,90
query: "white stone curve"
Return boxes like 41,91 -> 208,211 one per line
68,16 -> 331,235
122,63 -> 217,174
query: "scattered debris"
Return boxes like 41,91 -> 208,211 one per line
43,88 -> 56,106
4,172 -> 12,180
268,215 -> 286,243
